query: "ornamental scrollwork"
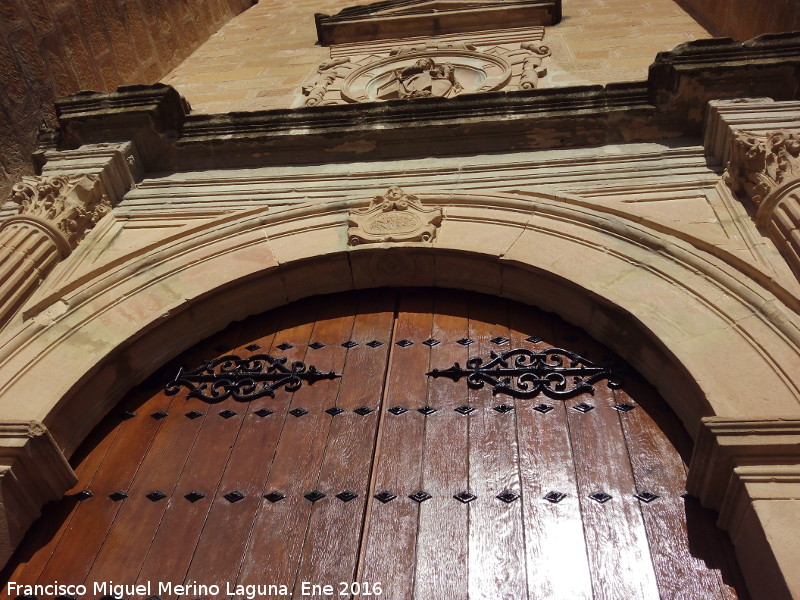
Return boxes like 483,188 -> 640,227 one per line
427,347 -> 623,400
7,174 -> 111,250
164,354 -> 341,403
348,186 -> 443,245
724,130 -> 800,205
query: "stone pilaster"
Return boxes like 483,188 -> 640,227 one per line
0,174 -> 110,327
687,418 -> 800,600
0,421 -> 76,566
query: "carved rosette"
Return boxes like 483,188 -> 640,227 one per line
348,187 -> 443,245
5,174 -> 110,256
723,130 -> 800,205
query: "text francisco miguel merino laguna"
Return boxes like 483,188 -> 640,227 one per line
4,580 -> 360,599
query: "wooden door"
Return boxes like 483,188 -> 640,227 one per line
2,289 -> 747,600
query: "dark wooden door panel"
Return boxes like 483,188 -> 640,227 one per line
1,289 -> 747,600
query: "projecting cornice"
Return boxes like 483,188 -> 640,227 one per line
50,33 -> 800,173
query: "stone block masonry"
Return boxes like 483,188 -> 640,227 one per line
0,0 -> 255,206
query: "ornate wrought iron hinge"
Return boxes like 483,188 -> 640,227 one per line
165,354 -> 341,403
427,347 -> 622,400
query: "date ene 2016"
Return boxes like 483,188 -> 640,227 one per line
300,581 -> 383,596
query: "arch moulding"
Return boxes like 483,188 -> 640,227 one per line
1,189 -> 799,598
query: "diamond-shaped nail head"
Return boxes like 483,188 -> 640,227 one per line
305,490 -> 326,503
525,336 -> 542,343
185,491 -> 205,503
219,409 -> 237,419
245,344 -> 261,351
573,403 -> 594,413
366,340 -> 384,348
493,404 -> 514,413
409,491 -> 432,503
388,406 -> 408,415
342,341 -> 358,348
354,406 -> 374,416
289,408 -> 308,417
455,405 -> 475,415
76,489 -> 93,500
418,406 -> 437,415
277,342 -> 293,351
309,342 -> 326,349
254,408 -> 273,417
224,491 -> 245,503
146,490 -> 167,502
109,491 -> 128,501
533,403 -> 554,414
186,410 -> 203,419
336,490 -> 358,502
374,491 -> 397,503
456,338 -> 474,346
326,407 -> 344,416
491,336 -> 509,345
120,410 -> 137,420
635,491 -> 660,503
396,339 -> 413,347
496,491 -> 519,503
453,491 -> 477,503
264,491 -> 285,503
422,338 -> 441,347
613,403 -> 636,412
544,491 -> 566,503
151,410 -> 168,420
590,491 -> 612,503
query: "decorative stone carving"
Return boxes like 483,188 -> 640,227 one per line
348,186 -> 442,244
298,38 -> 551,106
301,58 -> 352,106
724,130 -> 800,205
7,174 -> 111,253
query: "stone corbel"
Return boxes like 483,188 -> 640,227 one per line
0,421 -> 76,565
687,417 -> 800,600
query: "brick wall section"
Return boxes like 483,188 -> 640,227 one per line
676,0 -> 800,40
0,0 -> 255,201
163,0 -> 710,114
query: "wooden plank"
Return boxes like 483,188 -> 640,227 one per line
466,296 -> 527,600
0,397 -> 121,591
412,289 -> 470,600
181,298 -> 321,591
358,290 -> 432,600
134,316 -> 278,593
292,290 -> 397,598
234,296 -> 355,591
507,305 -> 593,600
564,328 -> 660,600
614,377 -> 727,599
32,381 -> 177,586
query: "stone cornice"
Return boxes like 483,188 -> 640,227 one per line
687,417 -> 800,511
49,34 -> 800,173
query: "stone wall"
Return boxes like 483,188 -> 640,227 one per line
0,0 -> 255,202
163,0 -> 711,114
676,0 -> 800,40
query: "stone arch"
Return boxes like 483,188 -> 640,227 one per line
1,189 -> 799,594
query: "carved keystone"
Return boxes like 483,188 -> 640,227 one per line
348,186 -> 442,245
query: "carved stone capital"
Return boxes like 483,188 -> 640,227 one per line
4,174 -> 111,255
348,186 -> 442,245
723,130 -> 800,205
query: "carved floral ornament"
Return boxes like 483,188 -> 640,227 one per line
348,186 -> 443,245
723,130 -> 800,205
300,41 -> 551,106
4,174 -> 110,253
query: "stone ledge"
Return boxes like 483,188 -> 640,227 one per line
49,34 -> 800,172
